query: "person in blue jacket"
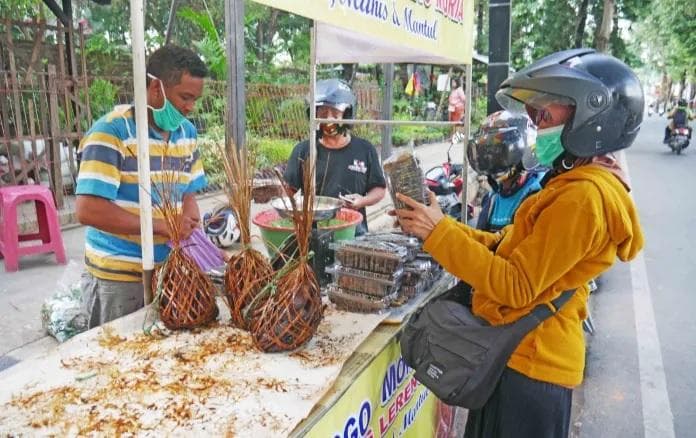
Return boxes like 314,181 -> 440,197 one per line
468,110 -> 546,232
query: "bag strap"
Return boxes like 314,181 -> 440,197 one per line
529,289 -> 575,323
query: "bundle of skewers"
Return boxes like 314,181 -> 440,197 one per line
250,160 -> 324,352
218,143 -> 274,330
151,155 -> 218,330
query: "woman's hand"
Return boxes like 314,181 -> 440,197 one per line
393,191 -> 445,240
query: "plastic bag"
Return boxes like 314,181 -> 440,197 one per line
40,261 -> 88,342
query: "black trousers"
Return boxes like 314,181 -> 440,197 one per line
464,367 -> 573,438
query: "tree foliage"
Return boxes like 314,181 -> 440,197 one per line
508,0 -> 651,70
638,0 -> 696,85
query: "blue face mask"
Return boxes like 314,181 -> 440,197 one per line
147,73 -> 187,132
534,125 -> 565,166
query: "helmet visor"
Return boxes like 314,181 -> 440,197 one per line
467,127 -> 525,175
316,102 -> 350,113
496,88 -> 575,125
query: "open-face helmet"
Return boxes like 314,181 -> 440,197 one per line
495,48 -> 644,157
203,206 -> 240,248
309,78 -> 357,137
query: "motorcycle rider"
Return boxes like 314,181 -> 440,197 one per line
664,98 -> 694,143
468,110 -> 545,232
283,78 -> 386,235
394,49 -> 644,437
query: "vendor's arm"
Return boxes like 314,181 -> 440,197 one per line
422,187 -> 603,308
348,186 -> 386,209
76,195 -> 169,236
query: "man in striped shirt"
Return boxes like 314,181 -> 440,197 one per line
75,46 -> 208,328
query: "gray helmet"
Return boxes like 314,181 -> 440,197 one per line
312,78 -> 357,119
495,49 -> 644,157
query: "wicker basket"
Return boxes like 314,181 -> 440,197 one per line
251,264 -> 323,352
153,248 -> 218,330
224,249 -> 273,330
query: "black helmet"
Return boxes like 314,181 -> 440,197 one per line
495,49 -> 644,157
311,78 -> 357,119
467,110 -> 537,176
678,98 -> 687,107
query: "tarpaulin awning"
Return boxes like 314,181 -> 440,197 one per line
252,0 -> 475,65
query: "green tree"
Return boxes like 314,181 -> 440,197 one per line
637,0 -> 696,99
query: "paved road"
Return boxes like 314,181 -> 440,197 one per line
577,114 -> 696,438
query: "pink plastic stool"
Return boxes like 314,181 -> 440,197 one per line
0,185 -> 67,272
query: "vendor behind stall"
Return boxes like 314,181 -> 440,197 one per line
74,45 -> 208,328
283,79 -> 386,236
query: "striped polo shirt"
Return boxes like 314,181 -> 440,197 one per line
76,105 -> 207,282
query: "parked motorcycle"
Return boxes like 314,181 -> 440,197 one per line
667,127 -> 690,154
424,137 -> 467,219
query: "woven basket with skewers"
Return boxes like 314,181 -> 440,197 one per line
218,144 -> 274,330
151,156 -> 218,330
250,161 -> 324,352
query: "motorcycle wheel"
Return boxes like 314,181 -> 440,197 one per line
677,147 -> 682,155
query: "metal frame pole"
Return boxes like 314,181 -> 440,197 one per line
311,118 -> 462,127
225,0 -> 246,151
129,0 -> 154,304
461,63 -> 473,223
487,0 -> 511,114
380,63 -> 394,160
309,23 -> 317,183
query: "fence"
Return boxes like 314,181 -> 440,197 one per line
99,78 -> 383,143
0,19 -> 90,209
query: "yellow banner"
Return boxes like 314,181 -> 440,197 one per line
251,0 -> 475,64
305,337 -> 453,437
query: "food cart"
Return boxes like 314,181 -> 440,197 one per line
0,0 -> 476,435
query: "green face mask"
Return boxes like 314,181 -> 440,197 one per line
147,74 -> 187,132
534,125 -> 565,166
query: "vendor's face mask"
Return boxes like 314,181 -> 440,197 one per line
317,105 -> 344,137
534,125 -> 565,166
147,73 -> 187,132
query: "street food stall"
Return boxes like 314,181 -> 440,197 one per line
0,0 -> 475,435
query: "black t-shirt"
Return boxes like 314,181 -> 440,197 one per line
283,135 -> 386,230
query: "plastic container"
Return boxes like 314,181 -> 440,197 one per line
401,279 -> 429,298
331,240 -> 408,274
325,263 -> 403,282
383,150 -> 427,210
357,232 -> 421,261
326,265 -> 401,297
327,285 -> 396,313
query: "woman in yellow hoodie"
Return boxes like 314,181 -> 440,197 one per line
396,49 -> 645,438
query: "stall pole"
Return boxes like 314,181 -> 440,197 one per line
225,0 -> 246,151
461,63 -> 473,223
487,0 -> 511,114
309,24 -> 317,182
380,63 -> 394,160
129,0 -> 154,304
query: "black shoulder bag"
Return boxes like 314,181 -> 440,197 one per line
400,282 -> 574,409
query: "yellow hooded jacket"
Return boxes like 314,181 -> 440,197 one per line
423,164 -> 644,387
